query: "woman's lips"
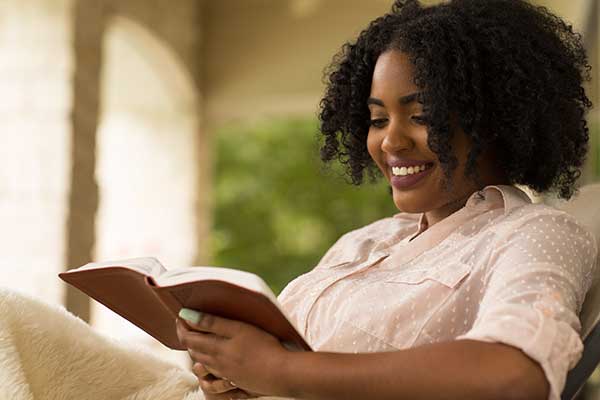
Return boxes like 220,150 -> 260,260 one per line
387,159 -> 433,168
390,162 -> 435,190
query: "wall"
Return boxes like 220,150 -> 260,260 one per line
0,0 -> 73,305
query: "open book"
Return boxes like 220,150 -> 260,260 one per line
59,257 -> 312,352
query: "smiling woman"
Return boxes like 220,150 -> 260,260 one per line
179,1 -> 597,400
0,1 -> 596,400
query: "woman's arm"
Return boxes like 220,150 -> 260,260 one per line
280,339 -> 548,400
176,309 -> 548,400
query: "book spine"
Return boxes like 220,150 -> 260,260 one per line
144,276 -> 182,319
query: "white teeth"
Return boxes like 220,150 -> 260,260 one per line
392,164 -> 429,176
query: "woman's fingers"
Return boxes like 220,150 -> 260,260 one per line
176,319 -> 226,359
199,375 -> 239,394
203,388 -> 254,400
192,362 -> 212,378
193,363 -> 240,395
178,308 -> 247,338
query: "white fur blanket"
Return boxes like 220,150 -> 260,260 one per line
0,288 -> 291,400
0,287 -> 204,400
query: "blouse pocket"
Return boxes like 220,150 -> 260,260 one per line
337,262 -> 474,351
383,261 -> 473,288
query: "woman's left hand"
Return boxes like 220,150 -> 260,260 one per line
175,309 -> 291,397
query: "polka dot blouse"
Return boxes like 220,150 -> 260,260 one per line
277,185 -> 598,400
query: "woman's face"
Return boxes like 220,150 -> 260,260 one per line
367,50 -> 499,218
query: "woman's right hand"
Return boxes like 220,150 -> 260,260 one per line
193,362 -> 264,399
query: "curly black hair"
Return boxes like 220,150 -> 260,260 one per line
319,0 -> 592,199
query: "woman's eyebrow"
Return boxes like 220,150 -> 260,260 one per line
367,92 -> 423,107
367,97 -> 384,107
399,92 -> 423,105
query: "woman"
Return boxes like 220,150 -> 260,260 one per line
176,0 -> 597,399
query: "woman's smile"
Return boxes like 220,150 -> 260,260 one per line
389,161 -> 436,190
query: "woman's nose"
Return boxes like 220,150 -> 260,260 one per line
381,123 -> 413,153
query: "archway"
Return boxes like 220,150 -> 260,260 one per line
93,15 -> 200,366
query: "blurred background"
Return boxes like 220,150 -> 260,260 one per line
0,0 -> 597,396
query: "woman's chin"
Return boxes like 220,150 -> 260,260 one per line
391,189 -> 432,214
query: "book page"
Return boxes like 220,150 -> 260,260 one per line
156,266 -> 279,305
74,257 -> 166,276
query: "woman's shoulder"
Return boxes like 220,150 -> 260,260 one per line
489,201 -> 598,271
499,201 -> 595,238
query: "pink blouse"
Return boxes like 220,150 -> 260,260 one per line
277,185 -> 598,400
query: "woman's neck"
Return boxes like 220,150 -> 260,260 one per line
424,191 -> 474,228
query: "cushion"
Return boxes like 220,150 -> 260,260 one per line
551,183 -> 600,339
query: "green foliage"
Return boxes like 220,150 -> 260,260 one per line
211,118 -> 398,295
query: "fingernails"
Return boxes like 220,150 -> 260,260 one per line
179,308 -> 203,324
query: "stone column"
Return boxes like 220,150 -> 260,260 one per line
64,0 -> 105,321
0,0 -> 74,305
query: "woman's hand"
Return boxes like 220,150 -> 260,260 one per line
192,362 -> 258,399
175,308 -> 292,397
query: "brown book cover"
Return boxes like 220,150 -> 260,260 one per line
59,257 -> 312,352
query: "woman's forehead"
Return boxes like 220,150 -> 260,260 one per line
371,50 -> 419,99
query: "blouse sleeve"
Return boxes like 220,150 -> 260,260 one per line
455,212 -> 598,400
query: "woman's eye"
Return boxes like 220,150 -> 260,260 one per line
369,118 -> 388,128
411,115 -> 429,125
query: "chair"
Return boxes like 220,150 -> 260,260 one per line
550,183 -> 600,400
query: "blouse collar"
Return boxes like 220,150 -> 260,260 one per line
404,184 -> 533,242
384,185 -> 534,266
464,184 -> 532,214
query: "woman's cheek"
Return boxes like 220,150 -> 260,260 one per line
366,133 -> 386,174
366,132 -> 377,159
